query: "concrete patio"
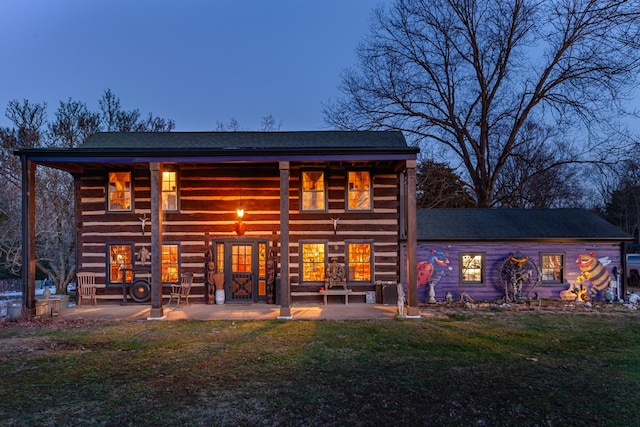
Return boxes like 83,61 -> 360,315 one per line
54,301 -> 403,321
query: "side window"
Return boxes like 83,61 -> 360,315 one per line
540,254 -> 564,284
461,253 -> 484,285
300,241 -> 326,282
301,171 -> 326,211
162,170 -> 179,211
108,172 -> 132,211
162,243 -> 180,283
215,242 -> 225,273
108,243 -> 133,284
347,171 -> 371,210
347,241 -> 372,282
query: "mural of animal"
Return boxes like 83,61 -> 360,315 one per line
575,252 -> 612,297
416,250 -> 451,302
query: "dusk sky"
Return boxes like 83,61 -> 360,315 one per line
0,0 -> 389,131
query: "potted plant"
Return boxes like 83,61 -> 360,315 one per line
213,269 -> 225,304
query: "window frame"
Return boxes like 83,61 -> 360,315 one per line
106,243 -> 134,285
346,170 -> 372,211
300,170 -> 327,212
346,240 -> 374,283
107,171 -> 133,212
299,240 -> 328,283
460,252 -> 485,285
161,168 -> 179,212
539,253 -> 565,285
161,242 -> 181,284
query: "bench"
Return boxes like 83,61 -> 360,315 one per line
319,289 -> 368,305
292,290 -> 368,305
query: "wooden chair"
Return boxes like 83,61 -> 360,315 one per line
168,272 -> 194,307
76,272 -> 97,306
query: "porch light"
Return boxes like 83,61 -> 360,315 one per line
235,206 -> 246,236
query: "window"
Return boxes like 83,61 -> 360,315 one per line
162,244 -> 180,283
232,244 -> 252,272
461,253 -> 484,284
301,171 -> 326,211
347,241 -> 372,282
301,242 -> 326,282
347,171 -> 371,210
540,254 -> 564,284
162,170 -> 178,211
108,244 -> 133,284
215,242 -> 225,273
108,172 -> 132,211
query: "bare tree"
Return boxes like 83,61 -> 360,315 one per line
324,0 -> 640,207
416,159 -> 475,208
0,91 -> 176,292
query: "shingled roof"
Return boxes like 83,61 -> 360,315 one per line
417,208 -> 632,242
78,130 -> 411,151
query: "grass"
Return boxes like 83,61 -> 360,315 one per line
1,311 -> 640,426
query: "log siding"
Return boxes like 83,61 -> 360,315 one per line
76,162 -> 404,301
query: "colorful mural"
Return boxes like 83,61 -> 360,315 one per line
560,252 -> 612,301
416,250 -> 452,303
410,243 -> 622,304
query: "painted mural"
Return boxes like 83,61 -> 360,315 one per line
411,243 -> 622,304
416,250 -> 452,303
560,252 -> 613,302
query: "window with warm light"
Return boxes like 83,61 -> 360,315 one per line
232,245 -> 252,272
461,253 -> 484,284
301,242 -> 326,282
347,241 -> 372,281
215,242 -> 225,273
108,243 -> 133,284
301,171 -> 326,211
347,171 -> 371,210
162,244 -> 179,283
540,253 -> 564,284
108,172 -> 132,211
162,170 -> 178,211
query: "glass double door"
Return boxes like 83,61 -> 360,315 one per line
213,240 -> 269,303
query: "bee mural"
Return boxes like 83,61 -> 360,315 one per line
416,250 -> 452,302
575,252 -> 612,298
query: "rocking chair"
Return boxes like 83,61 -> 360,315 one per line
168,272 -> 194,307
76,272 -> 97,306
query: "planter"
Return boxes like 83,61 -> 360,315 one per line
213,273 -> 224,291
215,289 -> 225,305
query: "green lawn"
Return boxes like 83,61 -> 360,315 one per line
1,311 -> 639,426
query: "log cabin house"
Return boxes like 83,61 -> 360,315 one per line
408,208 -> 633,304
16,131 -> 421,318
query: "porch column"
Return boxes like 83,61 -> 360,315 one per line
405,160 -> 419,317
21,157 -> 36,318
278,161 -> 292,319
148,162 -> 164,319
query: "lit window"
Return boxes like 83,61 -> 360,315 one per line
301,171 -> 326,211
162,170 -> 178,211
301,242 -> 326,282
108,244 -> 133,284
540,254 -> 563,284
162,244 -> 179,283
215,243 -> 225,273
232,245 -> 252,272
108,172 -> 132,211
347,171 -> 371,210
461,253 -> 484,284
347,242 -> 372,281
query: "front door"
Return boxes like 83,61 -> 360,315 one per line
211,239 -> 270,303
230,243 -> 254,302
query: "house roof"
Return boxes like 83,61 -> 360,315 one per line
14,130 -> 418,173
78,131 -> 410,150
417,208 -> 632,242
